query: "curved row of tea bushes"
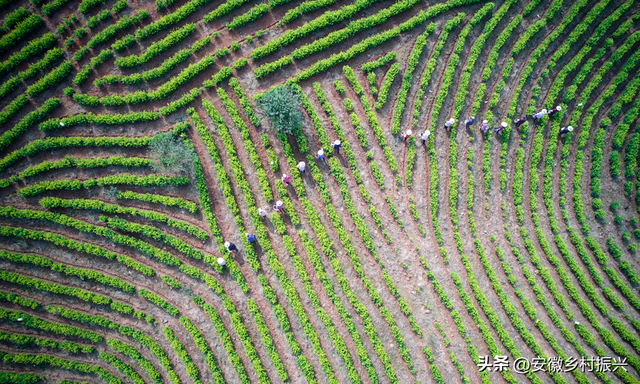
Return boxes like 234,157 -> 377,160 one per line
115,23 -> 196,68
0,249 -> 135,293
99,352 -> 144,384
40,197 -> 207,240
2,353 -> 122,383
17,175 -> 188,197
281,0 -> 334,23
48,306 -> 181,384
0,15 -> 42,53
117,190 -> 198,213
0,33 -> 56,76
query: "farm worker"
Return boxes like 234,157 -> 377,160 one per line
224,241 -> 238,253
217,257 -> 226,266
421,129 -> 430,145
494,122 -> 508,134
17,318 -> 23,322
331,140 -> 342,154
444,118 -> 455,129
246,233 -> 256,243
533,109 -> 547,120
281,174 -> 291,184
513,115 -> 527,127
297,161 -> 306,173
465,116 -> 475,127
402,130 -> 412,141
316,149 -> 326,162
559,126 -> 574,135
274,200 -> 284,213
59,122 -> 65,127
548,106 -> 562,116
480,120 -> 489,132
258,208 -> 267,217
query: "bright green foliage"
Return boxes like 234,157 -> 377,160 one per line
227,3 -> 269,29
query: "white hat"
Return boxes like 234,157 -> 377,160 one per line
276,200 -> 283,207
541,109 -> 547,113
567,126 -> 574,131
556,106 -> 562,110
334,140 -> 341,145
483,120 -> 488,124
59,122 -> 65,127
224,241 -> 230,247
449,118 -> 455,123
217,257 -> 226,266
501,122 -> 508,127
406,130 -> 412,135
318,149 -> 324,155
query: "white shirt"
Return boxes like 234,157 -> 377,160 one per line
217,258 -> 226,266
421,131 -> 430,140
297,162 -> 306,171
445,119 -> 454,127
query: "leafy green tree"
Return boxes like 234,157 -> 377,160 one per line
258,85 -> 302,135
148,132 -> 194,175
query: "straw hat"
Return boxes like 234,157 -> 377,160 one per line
217,258 -> 226,266
406,130 -> 412,135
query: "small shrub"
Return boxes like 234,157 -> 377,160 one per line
74,28 -> 87,38
148,132 -> 195,175
614,215 -> 624,225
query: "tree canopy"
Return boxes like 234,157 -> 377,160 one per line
258,84 -> 302,135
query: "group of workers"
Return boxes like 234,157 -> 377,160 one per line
217,104 -> 577,267
399,105 -> 575,141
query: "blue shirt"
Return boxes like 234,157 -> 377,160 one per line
247,234 -> 256,243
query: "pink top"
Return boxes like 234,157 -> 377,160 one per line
281,175 -> 291,183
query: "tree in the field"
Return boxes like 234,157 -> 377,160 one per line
148,132 -> 194,174
258,85 -> 302,135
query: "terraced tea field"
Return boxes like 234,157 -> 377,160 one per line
1,0 -> 640,382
